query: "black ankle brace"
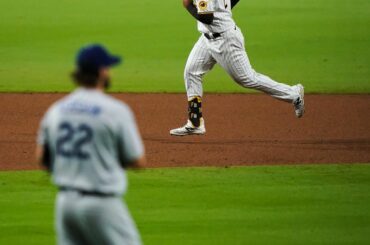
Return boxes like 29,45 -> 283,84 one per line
188,97 -> 202,127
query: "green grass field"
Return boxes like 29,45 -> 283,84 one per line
1,0 -> 369,244
0,164 -> 369,245
0,0 -> 369,93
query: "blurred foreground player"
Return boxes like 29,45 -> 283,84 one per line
36,44 -> 145,245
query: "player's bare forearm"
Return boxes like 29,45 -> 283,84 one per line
231,0 -> 240,9
183,0 -> 214,25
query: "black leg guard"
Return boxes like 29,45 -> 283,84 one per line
188,97 -> 202,127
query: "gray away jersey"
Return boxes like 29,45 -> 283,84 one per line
37,88 -> 144,195
194,0 -> 236,33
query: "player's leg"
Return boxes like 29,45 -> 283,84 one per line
214,27 -> 304,118
78,196 -> 142,245
170,36 -> 216,136
55,192 -> 89,245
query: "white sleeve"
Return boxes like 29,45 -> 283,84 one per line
117,107 -> 144,163
194,0 -> 215,14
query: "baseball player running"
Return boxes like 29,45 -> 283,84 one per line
36,44 -> 145,245
170,0 -> 305,136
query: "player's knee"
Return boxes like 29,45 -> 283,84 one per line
184,65 -> 195,79
184,67 -> 200,83
234,70 -> 258,86
234,74 -> 251,84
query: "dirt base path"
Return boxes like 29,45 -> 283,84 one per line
0,93 -> 369,170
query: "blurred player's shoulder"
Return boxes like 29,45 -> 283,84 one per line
99,92 -> 134,118
70,89 -> 131,116
42,89 -> 133,122
94,92 -> 131,114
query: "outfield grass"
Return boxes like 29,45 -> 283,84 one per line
0,164 -> 369,244
0,0 -> 369,93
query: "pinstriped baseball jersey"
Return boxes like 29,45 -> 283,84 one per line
37,88 -> 144,195
194,0 -> 236,33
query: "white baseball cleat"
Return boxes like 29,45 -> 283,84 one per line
293,84 -> 305,118
170,118 -> 206,136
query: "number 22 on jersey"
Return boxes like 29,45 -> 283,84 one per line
56,122 -> 93,160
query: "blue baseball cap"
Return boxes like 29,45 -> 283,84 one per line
76,44 -> 122,74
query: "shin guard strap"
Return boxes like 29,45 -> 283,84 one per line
188,97 -> 202,127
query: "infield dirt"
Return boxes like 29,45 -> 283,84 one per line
0,93 -> 369,170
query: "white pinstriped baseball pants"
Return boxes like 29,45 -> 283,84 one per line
184,26 -> 300,102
